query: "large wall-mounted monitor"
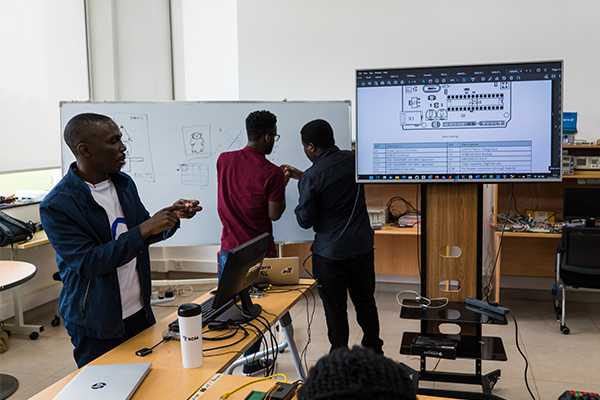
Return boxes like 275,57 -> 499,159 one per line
356,60 -> 563,183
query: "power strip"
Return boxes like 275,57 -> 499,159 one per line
465,298 -> 509,315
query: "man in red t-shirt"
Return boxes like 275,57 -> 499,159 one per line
217,110 -> 286,261
216,110 -> 287,374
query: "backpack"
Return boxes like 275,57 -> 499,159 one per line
0,210 -> 37,247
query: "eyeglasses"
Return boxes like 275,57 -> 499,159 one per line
266,133 -> 280,142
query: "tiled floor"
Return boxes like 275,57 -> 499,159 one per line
1,284 -> 600,400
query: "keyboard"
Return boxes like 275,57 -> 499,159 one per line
559,390 -> 600,400
168,296 -> 234,333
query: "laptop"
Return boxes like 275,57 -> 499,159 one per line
54,362 -> 152,400
255,257 -> 300,285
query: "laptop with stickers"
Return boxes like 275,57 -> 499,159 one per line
255,257 -> 300,286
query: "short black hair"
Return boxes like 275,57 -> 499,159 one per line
246,110 -> 277,141
296,346 -> 416,400
300,119 -> 335,149
64,113 -> 114,155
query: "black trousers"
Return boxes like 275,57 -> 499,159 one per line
312,249 -> 384,354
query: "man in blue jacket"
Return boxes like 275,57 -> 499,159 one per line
40,113 -> 202,367
283,119 -> 384,355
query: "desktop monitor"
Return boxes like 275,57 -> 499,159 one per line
212,232 -> 269,321
355,60 -> 563,183
563,187 -> 600,227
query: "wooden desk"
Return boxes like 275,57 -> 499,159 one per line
373,224 -> 421,276
193,374 -> 454,400
491,230 -> 561,302
29,279 -> 315,400
0,230 -> 49,250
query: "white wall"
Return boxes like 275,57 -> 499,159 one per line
172,0 -> 239,100
234,0 -> 600,143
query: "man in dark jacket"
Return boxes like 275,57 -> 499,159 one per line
40,113 -> 202,367
283,119 -> 384,355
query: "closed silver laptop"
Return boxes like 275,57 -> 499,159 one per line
54,362 -> 152,400
255,257 -> 300,285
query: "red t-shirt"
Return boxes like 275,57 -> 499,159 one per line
217,146 -> 285,256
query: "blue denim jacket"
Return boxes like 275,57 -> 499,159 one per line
40,163 -> 178,339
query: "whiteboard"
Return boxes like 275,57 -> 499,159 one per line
60,101 -> 352,245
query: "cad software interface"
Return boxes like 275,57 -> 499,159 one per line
356,61 -> 562,183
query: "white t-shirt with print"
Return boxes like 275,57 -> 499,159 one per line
86,179 -> 143,319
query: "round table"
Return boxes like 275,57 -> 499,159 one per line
0,260 -> 38,400
0,260 -> 37,291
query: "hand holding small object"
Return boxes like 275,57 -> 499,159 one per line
281,164 -> 303,180
174,199 -> 202,219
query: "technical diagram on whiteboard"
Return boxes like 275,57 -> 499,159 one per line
113,114 -> 155,182
400,81 -> 511,130
178,160 -> 210,187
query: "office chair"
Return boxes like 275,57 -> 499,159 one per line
553,226 -> 600,334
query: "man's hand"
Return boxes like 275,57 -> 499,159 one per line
139,204 -> 186,240
173,199 -> 203,219
281,164 -> 303,180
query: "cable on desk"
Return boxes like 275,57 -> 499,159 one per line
202,321 -> 242,341
219,374 -> 288,399
135,338 -> 166,357
202,324 -> 250,353
203,349 -> 246,359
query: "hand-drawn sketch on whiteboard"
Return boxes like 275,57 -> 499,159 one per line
182,125 -> 211,156
178,161 -> 210,187
112,114 -> 155,182
178,125 -> 247,187
225,128 -> 246,150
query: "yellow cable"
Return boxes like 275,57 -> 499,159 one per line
219,374 -> 287,399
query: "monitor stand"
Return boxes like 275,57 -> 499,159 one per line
218,289 -> 262,323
